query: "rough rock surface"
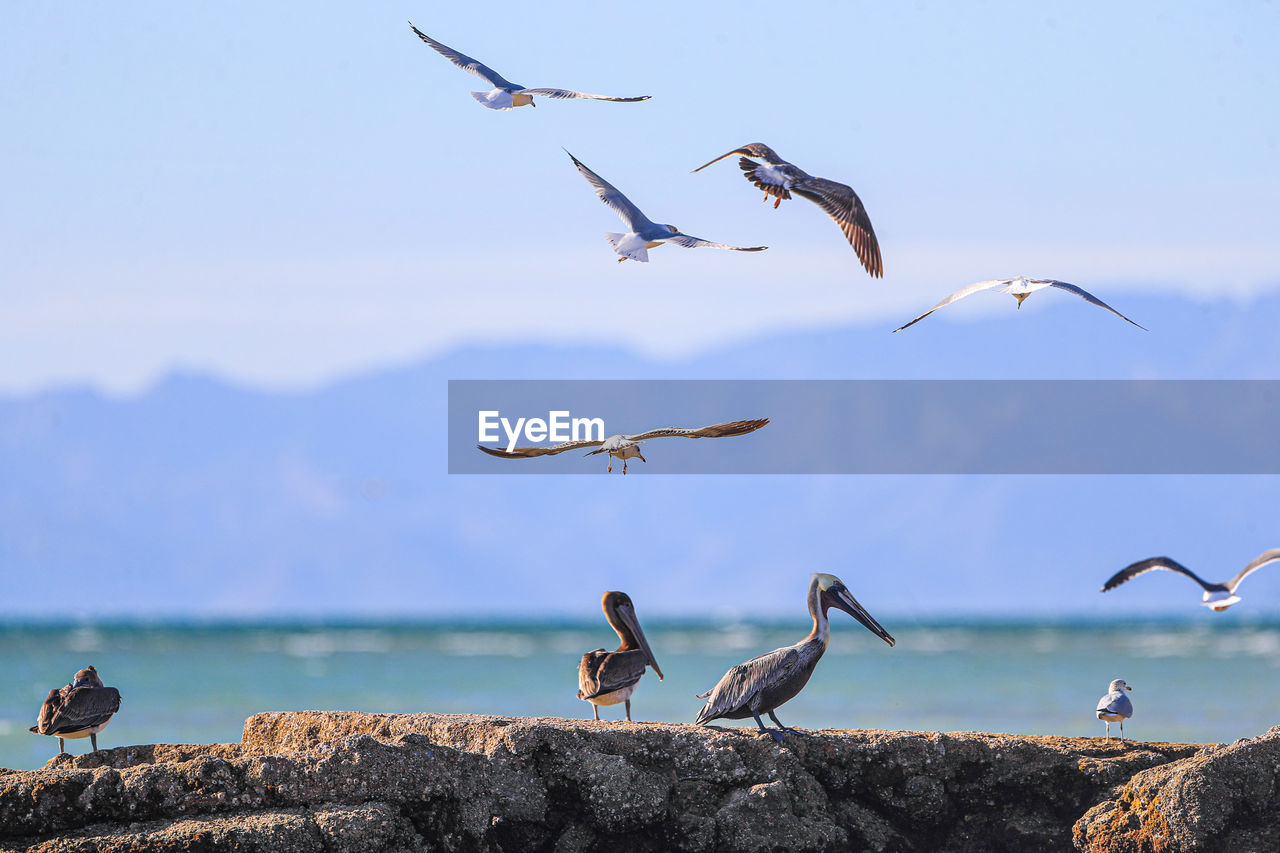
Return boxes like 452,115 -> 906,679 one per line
0,712 -> 1268,852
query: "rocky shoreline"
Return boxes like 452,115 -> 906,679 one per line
1,712 -> 1276,852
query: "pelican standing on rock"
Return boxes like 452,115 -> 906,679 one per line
409,24 -> 650,110
1100,549 -> 1280,611
693,143 -> 883,277
893,277 -> 1146,332
578,591 -> 664,721
566,151 -> 767,263
694,573 -> 895,742
29,666 -> 122,755
1096,679 -> 1133,742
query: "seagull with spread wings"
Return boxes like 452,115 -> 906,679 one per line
567,151 -> 768,263
1100,549 -> 1280,611
409,24 -> 650,110
693,143 -> 882,278
477,418 -> 769,474
893,277 -> 1146,332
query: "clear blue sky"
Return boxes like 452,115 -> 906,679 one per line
3,1 -> 1278,394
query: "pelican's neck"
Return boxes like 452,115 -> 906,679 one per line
805,580 -> 830,647
607,603 -> 638,651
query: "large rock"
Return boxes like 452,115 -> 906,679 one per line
0,712 -> 1259,852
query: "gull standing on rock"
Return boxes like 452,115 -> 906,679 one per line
408,24 -> 651,110
477,418 -> 770,474
1095,679 -> 1133,742
1100,549 -> 1280,611
566,151 -> 768,263
29,666 -> 122,755
693,143 -> 883,277
578,591 -> 664,721
893,277 -> 1146,332
694,573 -> 895,742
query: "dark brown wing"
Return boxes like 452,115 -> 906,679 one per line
1101,557 -> 1220,594
41,686 -> 120,734
624,418 -> 770,442
791,177 -> 883,277
476,438 -> 603,459
578,649 -> 647,699
30,689 -> 63,734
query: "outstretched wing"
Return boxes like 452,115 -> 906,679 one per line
1225,548 -> 1280,592
791,177 -> 883,278
408,24 -> 519,90
565,151 -> 654,232
516,88 -> 649,102
694,646 -> 800,724
624,418 -> 770,442
477,439 -> 603,459
660,232 -> 767,252
42,686 -> 120,734
1046,281 -> 1146,330
1100,556 -> 1219,594
892,279 -> 1012,333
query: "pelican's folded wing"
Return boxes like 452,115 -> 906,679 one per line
791,177 -> 883,277
579,649 -> 647,699
1046,281 -> 1146,330
659,232 -> 767,252
44,686 -> 121,734
517,88 -> 650,102
408,24 -> 519,90
1100,556 -> 1216,593
626,418 -> 770,442
477,439 -> 603,459
694,647 -> 799,724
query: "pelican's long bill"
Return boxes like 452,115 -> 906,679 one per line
825,585 -> 895,647
617,601 -> 663,679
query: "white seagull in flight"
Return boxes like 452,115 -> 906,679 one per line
409,24 -> 650,110
477,418 -> 770,474
1101,549 -> 1280,611
893,277 -> 1146,332
567,152 -> 767,263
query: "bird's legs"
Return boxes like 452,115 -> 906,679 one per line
1104,721 -> 1111,742
752,710 -> 786,743
767,710 -> 806,737
1119,720 -> 1125,742
625,699 -> 632,721
622,459 -> 628,475
607,457 -> 612,473
592,705 -> 600,721
58,737 -> 65,755
91,733 -> 98,752
773,196 -> 782,209
617,256 -> 626,263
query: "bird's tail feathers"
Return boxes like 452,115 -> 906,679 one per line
605,233 -> 648,262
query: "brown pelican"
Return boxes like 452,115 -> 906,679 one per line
694,573 -> 894,742
1095,678 -> 1133,742
577,591 -> 664,721
692,143 -> 882,278
29,665 -> 122,755
1101,549 -> 1280,611
476,417 -> 769,474
408,24 -> 650,110
892,277 -> 1146,332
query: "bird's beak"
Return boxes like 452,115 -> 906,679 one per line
829,588 -> 895,647
692,149 -> 749,173
618,604 -> 663,680
1126,684 -> 1133,691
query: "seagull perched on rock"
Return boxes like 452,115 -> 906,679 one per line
29,666 -> 122,755
477,418 -> 769,474
567,151 -> 767,263
693,143 -> 882,277
1095,678 -> 1133,742
1101,549 -> 1280,611
893,277 -> 1146,332
409,24 -> 650,110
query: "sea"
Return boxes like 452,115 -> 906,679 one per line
3,618 -> 1278,771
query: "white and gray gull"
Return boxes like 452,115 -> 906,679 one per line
477,418 -> 769,474
1101,549 -> 1280,611
694,573 -> 895,742
693,143 -> 883,278
567,151 -> 768,263
409,23 -> 650,110
893,277 -> 1146,332
1095,678 -> 1133,742
29,665 -> 122,756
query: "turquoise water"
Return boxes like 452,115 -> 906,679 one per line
3,619 -> 1278,770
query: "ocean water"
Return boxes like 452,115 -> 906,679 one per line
3,619 -> 1278,771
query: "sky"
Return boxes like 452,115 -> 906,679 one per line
3,1 -> 1279,395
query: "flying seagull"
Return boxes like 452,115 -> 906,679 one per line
29,666 -> 122,755
893,277 -> 1146,332
409,24 -> 650,110
477,417 -> 769,474
578,591 -> 663,721
1095,678 -> 1133,742
693,143 -> 882,278
1100,549 -> 1280,611
694,573 -> 894,742
567,151 -> 768,263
